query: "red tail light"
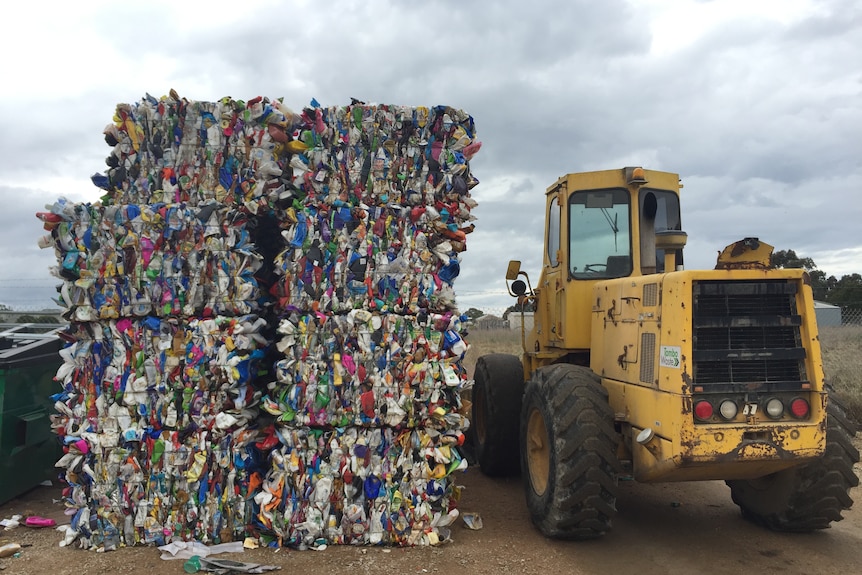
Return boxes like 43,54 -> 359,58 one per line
790,398 -> 810,419
694,400 -> 714,421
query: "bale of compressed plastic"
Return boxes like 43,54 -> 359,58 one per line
249,425 -> 465,548
51,314 -> 270,548
264,310 -> 470,430
256,98 -> 479,548
38,199 -> 264,320
271,201 -> 471,314
91,96 -> 481,217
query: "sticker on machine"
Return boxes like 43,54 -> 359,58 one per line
659,345 -> 681,368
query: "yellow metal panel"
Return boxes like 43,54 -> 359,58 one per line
589,276 -> 662,385
597,265 -> 827,482
653,271 -> 694,395
715,238 -> 774,270
603,377 -> 826,482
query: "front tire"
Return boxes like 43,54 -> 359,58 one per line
470,354 -> 525,477
727,392 -> 860,531
521,364 -> 621,539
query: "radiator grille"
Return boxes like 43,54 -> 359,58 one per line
692,280 -> 807,392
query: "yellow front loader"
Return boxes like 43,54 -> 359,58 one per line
471,167 -> 859,539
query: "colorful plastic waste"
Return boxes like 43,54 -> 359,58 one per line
267,311 -> 470,429
248,425 -> 465,548
39,92 -> 480,550
38,200 -> 264,320
49,315 -> 269,549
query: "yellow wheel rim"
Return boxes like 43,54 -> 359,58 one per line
526,407 -> 550,496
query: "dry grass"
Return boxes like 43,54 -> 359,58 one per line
463,328 -> 523,376
820,325 -> 862,425
464,326 -> 862,426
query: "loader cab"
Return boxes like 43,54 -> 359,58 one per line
526,168 -> 686,354
563,168 -> 684,280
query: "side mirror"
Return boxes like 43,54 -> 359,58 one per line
506,262 -> 533,300
505,260 -> 522,281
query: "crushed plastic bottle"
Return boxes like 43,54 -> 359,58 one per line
0,542 -> 22,558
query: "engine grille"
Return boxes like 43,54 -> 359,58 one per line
692,280 -> 807,392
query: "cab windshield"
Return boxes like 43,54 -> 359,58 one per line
569,188 -> 631,279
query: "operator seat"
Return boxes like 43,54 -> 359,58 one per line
606,255 -> 631,278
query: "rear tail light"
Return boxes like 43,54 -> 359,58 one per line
790,398 -> 810,419
718,399 -> 738,420
765,398 -> 784,419
694,400 -> 714,421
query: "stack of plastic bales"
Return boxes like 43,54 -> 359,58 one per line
256,102 -> 478,548
39,93 -> 277,550
38,93 -> 480,550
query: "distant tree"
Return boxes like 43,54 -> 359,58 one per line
464,307 -> 485,320
772,249 -> 817,271
15,314 -> 60,324
808,270 -> 838,302
0,303 -> 10,311
827,273 -> 862,315
772,249 -> 831,301
772,248 -> 861,308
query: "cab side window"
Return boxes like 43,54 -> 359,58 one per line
640,189 -> 681,273
548,196 -> 561,267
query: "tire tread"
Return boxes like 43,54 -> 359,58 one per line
522,364 -> 621,539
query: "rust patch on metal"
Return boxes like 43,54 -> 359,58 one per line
681,395 -> 692,415
681,368 -> 693,387
715,261 -> 771,270
737,442 -> 780,459
606,299 -> 618,325
617,345 -> 628,369
714,434 -> 794,463
715,237 -> 774,270
679,426 -> 699,452
819,392 -> 829,435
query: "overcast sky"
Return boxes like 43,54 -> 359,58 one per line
1,0 -> 859,314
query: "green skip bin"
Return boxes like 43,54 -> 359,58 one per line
0,324 -> 63,505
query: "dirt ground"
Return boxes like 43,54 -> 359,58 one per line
2,437 -> 861,575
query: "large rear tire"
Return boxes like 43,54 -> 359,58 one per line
521,364 -> 621,539
470,353 -> 525,477
727,392 -> 860,531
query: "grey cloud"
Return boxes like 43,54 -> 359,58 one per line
786,0 -> 862,40
681,173 -> 862,272
0,186 -> 64,309
1,0 -> 860,310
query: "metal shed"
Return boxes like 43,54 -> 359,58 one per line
814,300 -> 842,327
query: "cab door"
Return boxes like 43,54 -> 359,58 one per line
542,190 -> 564,345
